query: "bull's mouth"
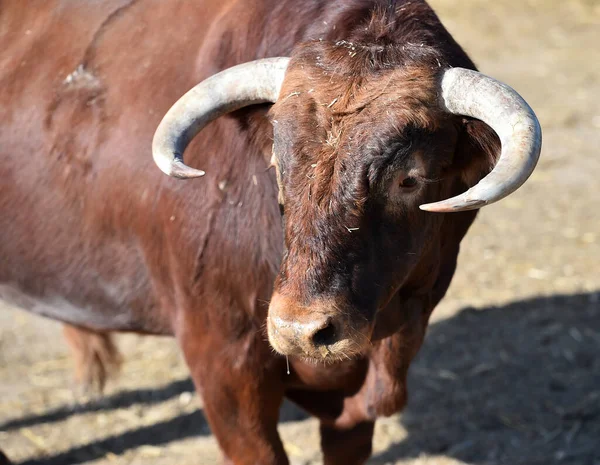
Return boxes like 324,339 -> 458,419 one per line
266,314 -> 374,363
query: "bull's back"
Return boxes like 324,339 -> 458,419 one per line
0,0 -> 282,333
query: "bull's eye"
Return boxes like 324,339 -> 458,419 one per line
399,176 -> 418,189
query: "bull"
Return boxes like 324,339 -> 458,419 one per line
0,0 -> 541,463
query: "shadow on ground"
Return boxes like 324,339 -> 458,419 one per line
371,292 -> 600,465
0,378 -> 196,432
3,378 -> 307,465
6,292 -> 600,465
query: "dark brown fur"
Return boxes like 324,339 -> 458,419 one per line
0,1 -> 499,463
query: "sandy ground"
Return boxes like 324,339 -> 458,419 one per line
1,1 -> 599,464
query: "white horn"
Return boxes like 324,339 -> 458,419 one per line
152,57 -> 290,178
420,67 -> 542,212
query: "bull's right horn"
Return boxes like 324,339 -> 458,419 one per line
153,57 -> 290,179
420,67 -> 542,213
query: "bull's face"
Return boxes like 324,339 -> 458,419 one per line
266,47 -> 463,361
152,42 -> 541,363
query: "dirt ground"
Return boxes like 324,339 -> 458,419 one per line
1,1 -> 599,464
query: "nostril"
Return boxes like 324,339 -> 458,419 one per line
311,320 -> 338,347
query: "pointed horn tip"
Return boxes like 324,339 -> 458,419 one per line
168,165 -> 206,179
158,162 -> 206,179
170,168 -> 206,179
153,153 -> 206,179
419,198 -> 486,213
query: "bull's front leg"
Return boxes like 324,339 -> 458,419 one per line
285,388 -> 376,465
314,351 -> 406,465
176,309 -> 288,465
317,324 -> 423,464
320,420 -> 375,465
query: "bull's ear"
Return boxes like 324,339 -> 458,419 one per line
452,118 -> 501,188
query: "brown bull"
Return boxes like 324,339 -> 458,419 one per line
0,0 -> 541,463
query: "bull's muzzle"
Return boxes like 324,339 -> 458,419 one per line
267,293 -> 372,361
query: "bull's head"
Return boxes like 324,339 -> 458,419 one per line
153,45 -> 541,362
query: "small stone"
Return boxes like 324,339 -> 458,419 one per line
179,391 -> 193,405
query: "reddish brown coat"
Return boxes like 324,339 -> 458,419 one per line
0,1 -> 499,464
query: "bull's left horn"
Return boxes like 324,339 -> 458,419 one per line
153,57 -> 290,178
420,67 -> 542,212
